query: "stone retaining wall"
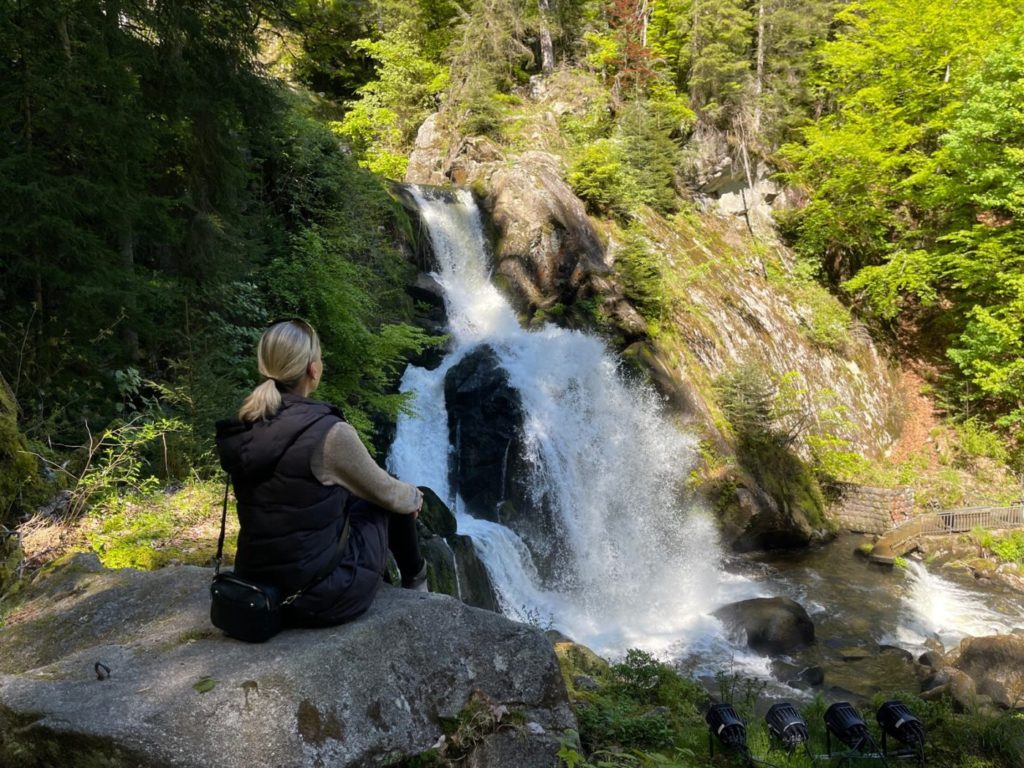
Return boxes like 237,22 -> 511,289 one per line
829,483 -> 914,534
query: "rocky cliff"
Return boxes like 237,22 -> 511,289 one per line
402,73 -> 907,550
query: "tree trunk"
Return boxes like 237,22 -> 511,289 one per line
538,0 -> 554,74
639,0 -> 649,48
754,0 -> 765,134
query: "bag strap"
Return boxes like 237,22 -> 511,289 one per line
214,476 -> 230,576
281,512 -> 351,605
213,411 -> 332,576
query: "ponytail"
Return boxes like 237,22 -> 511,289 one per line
238,379 -> 282,423
238,319 -> 321,422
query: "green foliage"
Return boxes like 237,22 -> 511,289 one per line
869,692 -> 1024,768
716,366 -> 830,525
616,102 -> 680,215
570,648 -> 706,757
781,2 -> 1024,454
615,227 -> 667,331
569,139 -> 637,216
0,379 -> 41,526
686,0 -> 753,126
333,24 -> 450,178
57,414 -> 185,520
953,419 -> 1010,465
973,527 -> 1024,566
83,479 -> 236,570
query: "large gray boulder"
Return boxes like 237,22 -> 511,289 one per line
0,555 -> 574,767
713,597 -> 815,656
953,634 -> 1024,710
481,152 -> 608,317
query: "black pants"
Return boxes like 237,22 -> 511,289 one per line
346,496 -> 421,582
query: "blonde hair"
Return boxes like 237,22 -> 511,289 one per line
238,319 -> 321,422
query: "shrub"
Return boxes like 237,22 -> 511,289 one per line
615,228 -> 667,329
568,139 -> 636,216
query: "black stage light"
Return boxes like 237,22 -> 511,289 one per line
706,703 -> 747,753
765,702 -> 810,751
824,701 -> 871,752
877,699 -> 925,747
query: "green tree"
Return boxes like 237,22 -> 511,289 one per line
781,0 -> 1019,283
939,24 -> 1024,435
333,23 -> 449,178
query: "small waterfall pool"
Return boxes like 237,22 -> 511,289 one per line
387,186 -> 1024,691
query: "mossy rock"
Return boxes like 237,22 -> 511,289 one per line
554,640 -> 610,692
0,377 -> 43,527
0,534 -> 23,598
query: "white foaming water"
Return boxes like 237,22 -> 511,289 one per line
389,187 -> 737,657
894,560 -> 1024,652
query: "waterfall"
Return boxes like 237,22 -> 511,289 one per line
895,560 -> 1024,651
388,187 -> 726,657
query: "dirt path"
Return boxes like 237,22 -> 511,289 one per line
889,369 -> 941,468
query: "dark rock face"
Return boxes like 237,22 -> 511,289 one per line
449,534 -> 501,613
444,346 -> 524,521
0,555 -> 573,767
714,597 -> 815,656
416,488 -> 500,613
953,634 -> 1024,709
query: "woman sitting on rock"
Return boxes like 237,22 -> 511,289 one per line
215,319 -> 427,627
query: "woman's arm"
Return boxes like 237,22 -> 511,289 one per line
311,421 -> 422,515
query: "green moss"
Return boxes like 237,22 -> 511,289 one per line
193,676 -> 218,694
0,378 -> 43,528
740,436 -> 830,530
81,480 -> 236,571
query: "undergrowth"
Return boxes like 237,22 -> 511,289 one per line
555,645 -> 1024,768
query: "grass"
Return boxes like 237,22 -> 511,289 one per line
12,479 -> 236,577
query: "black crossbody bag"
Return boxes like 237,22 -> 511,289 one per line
210,478 -> 351,643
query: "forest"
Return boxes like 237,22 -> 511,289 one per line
2,0 -> 1022,519
2,1 -> 1024,766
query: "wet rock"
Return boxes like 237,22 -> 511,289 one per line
573,675 -> 598,692
405,113 -> 449,186
483,153 -> 609,319
415,490 -> 500,613
407,274 -> 449,367
774,662 -> 824,691
954,634 -> 1024,710
448,533 -> 500,613
0,555 -> 569,767
799,666 -> 825,687
713,597 -> 815,656
917,650 -> 945,669
921,667 -> 977,712
838,647 -> 872,661
878,645 -> 914,662
419,486 -> 457,538
444,346 -> 525,521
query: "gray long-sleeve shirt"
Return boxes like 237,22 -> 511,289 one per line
310,421 -> 422,514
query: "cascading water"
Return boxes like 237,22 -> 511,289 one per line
388,187 -> 730,656
895,560 -> 1024,651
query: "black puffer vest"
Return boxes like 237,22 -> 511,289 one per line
215,394 -> 349,596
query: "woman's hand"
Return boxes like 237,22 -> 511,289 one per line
413,487 -> 424,519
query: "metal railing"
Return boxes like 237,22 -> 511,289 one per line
894,504 -> 1024,536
